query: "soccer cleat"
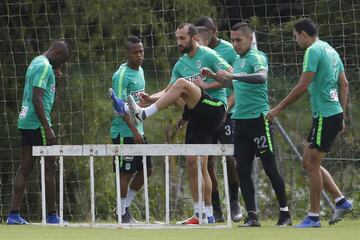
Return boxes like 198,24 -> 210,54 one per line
329,200 -> 353,225
6,213 -> 29,225
239,216 -> 261,227
276,211 -> 292,226
294,216 -> 321,228
230,199 -> 243,222
213,208 -> 225,222
127,95 -> 146,125
121,208 -> 139,224
177,214 -> 208,225
108,88 -> 127,116
47,213 -> 68,224
207,215 -> 215,224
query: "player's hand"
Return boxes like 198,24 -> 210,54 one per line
139,92 -> 152,106
193,79 -> 207,90
54,68 -> 63,81
133,131 -> 144,144
176,118 -> 187,131
266,108 -> 280,123
200,67 -> 215,78
44,126 -> 56,145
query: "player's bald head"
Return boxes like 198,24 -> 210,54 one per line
49,40 -> 71,57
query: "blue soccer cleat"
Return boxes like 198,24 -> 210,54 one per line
329,200 -> 353,225
108,88 -> 126,115
6,213 -> 29,225
295,216 -> 321,228
47,213 -> 68,224
207,215 -> 215,224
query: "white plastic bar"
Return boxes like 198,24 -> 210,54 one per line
114,156 -> 122,225
165,156 -> 170,224
33,144 -> 234,157
197,156 -> 202,224
59,155 -> 64,226
40,156 -> 46,225
222,156 -> 231,227
142,155 -> 150,223
89,155 -> 95,226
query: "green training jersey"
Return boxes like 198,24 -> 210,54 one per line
303,40 -> 344,117
110,63 -> 145,138
213,39 -> 238,66
231,49 -> 269,119
170,45 -> 230,107
18,55 -> 56,129
213,39 -> 237,114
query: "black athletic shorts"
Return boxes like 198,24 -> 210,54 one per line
211,113 -> 234,144
19,127 -> 51,146
112,135 -> 152,173
233,115 -> 275,159
185,91 -> 225,144
307,113 -> 343,152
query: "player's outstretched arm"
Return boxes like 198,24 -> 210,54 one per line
231,69 -> 267,84
266,72 -> 313,122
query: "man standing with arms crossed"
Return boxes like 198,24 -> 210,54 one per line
7,40 -> 71,224
109,23 -> 232,224
109,36 -> 153,223
267,18 -> 352,228
194,16 -> 242,223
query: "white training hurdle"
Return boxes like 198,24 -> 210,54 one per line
32,144 -> 234,228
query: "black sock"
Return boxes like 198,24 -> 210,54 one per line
248,211 -> 258,219
309,215 -> 320,221
336,198 -> 346,207
212,191 -> 221,210
280,210 -> 290,218
47,211 -> 57,216
229,183 -> 239,201
9,210 -> 20,215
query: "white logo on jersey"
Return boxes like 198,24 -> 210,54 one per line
240,59 -> 246,68
19,106 -> 29,118
184,73 -> 206,82
196,60 -> 202,68
50,84 -> 56,93
330,89 -> 339,102
129,89 -> 144,101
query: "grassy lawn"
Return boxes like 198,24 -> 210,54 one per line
1,220 -> 359,240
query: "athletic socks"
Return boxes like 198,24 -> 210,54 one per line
143,104 -> 158,119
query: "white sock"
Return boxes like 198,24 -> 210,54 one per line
144,104 -> 158,118
120,198 -> 126,215
280,206 -> 289,212
335,196 -> 345,203
205,205 -> 213,217
308,212 -> 319,217
125,188 -> 137,208
193,202 -> 200,215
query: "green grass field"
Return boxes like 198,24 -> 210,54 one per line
1,220 -> 359,240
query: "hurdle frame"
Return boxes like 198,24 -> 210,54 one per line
33,144 -> 234,228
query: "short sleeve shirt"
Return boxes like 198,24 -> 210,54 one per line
18,55 -> 56,129
170,46 -> 230,106
303,40 -> 344,117
231,49 -> 269,119
110,63 -> 145,138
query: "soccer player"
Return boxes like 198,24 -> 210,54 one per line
266,18 -> 352,228
195,16 -> 242,223
201,22 -> 292,227
7,40 -> 71,224
109,36 -> 153,223
110,23 -> 231,224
